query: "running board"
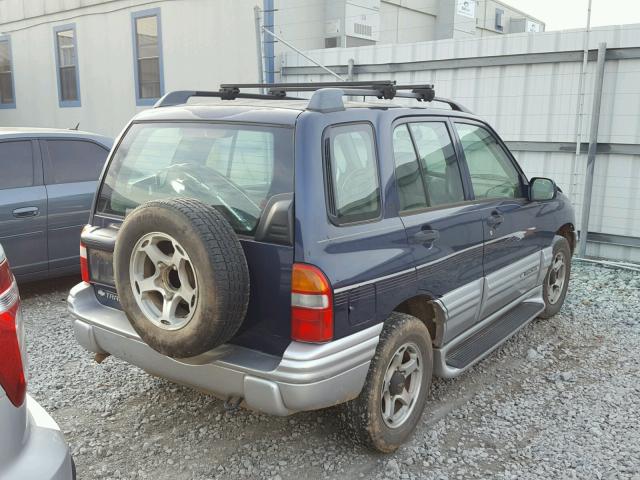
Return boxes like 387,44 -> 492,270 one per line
433,288 -> 545,378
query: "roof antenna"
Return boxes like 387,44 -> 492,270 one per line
71,122 -> 80,130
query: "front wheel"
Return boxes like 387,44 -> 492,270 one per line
539,237 -> 572,319
341,313 -> 433,453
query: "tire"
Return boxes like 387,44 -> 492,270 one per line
113,198 -> 250,358
341,313 -> 433,453
539,237 -> 571,319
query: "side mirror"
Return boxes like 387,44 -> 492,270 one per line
529,177 -> 557,202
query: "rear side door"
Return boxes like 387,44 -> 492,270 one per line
42,139 -> 109,273
452,121 -> 542,319
392,118 -> 485,342
0,139 -> 48,277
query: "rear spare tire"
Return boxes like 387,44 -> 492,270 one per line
113,198 -> 250,358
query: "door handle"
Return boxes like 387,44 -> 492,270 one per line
13,206 -> 39,218
412,229 -> 440,245
487,212 -> 504,227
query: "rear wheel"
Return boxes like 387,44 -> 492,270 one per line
341,313 -> 432,453
539,237 -> 571,319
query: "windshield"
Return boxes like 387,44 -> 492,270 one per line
96,122 -> 294,234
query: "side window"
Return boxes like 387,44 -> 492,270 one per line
325,123 -> 381,224
410,122 -> 465,206
0,141 -> 34,189
45,140 -> 109,184
392,124 -> 428,211
455,123 -> 523,200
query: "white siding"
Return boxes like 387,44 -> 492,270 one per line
0,0 -> 259,137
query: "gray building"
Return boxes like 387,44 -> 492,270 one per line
272,0 -> 545,52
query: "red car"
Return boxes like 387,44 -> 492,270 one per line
0,243 -> 75,479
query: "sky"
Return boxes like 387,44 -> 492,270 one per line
504,0 -> 640,31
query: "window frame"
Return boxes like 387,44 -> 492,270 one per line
452,119 -> 529,202
131,8 -> 165,106
0,35 -> 16,109
322,121 -> 383,227
41,138 -> 109,185
391,116 -> 471,216
53,24 -> 81,108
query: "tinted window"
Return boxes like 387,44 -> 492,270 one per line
455,123 -> 522,199
410,122 -> 465,206
134,13 -> 162,100
97,122 -> 293,235
46,140 -> 108,184
325,123 -> 380,224
0,141 -> 34,189
392,124 -> 428,211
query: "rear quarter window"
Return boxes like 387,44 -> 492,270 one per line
324,123 -> 381,225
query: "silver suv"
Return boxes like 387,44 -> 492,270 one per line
0,243 -> 75,479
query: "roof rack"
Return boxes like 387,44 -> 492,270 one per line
154,81 -> 471,113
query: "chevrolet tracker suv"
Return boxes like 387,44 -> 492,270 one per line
68,81 -> 576,452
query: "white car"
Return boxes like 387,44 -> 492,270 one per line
0,244 -> 74,480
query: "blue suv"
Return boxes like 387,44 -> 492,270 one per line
68,81 -> 576,452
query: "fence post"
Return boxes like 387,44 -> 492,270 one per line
578,42 -> 607,257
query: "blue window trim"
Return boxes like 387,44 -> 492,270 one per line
53,23 -> 81,108
131,8 -> 165,106
0,35 -> 16,109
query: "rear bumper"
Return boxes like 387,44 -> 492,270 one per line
0,395 -> 74,480
67,282 -> 381,416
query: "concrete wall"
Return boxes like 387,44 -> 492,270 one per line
0,0 -> 259,137
280,25 -> 640,262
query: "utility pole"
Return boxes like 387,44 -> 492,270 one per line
253,6 -> 265,90
575,0 -> 593,157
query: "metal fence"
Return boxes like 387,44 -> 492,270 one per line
279,24 -> 640,262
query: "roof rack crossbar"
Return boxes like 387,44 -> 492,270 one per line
221,80 -> 396,89
155,83 -> 472,115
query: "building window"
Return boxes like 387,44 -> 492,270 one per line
132,8 -> 164,105
0,36 -> 15,108
495,8 -> 504,32
54,24 -> 81,107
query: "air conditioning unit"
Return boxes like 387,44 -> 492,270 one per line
323,0 -> 380,47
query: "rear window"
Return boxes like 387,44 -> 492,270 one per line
96,122 -> 294,234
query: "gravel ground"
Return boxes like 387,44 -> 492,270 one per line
20,262 -> 640,480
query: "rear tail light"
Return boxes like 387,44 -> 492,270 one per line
0,246 -> 26,407
291,263 -> 333,343
80,226 -> 90,283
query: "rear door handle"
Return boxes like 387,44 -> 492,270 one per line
487,212 -> 504,227
13,206 -> 39,218
412,229 -> 440,244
